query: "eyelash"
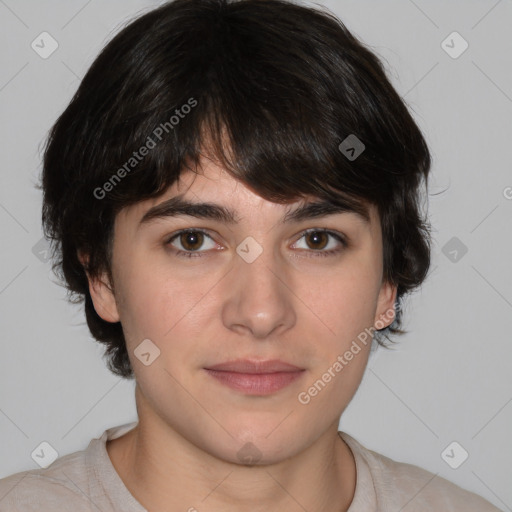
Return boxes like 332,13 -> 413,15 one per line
165,228 -> 347,259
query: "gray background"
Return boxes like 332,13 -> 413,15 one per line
0,0 -> 511,509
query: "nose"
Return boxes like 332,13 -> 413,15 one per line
221,243 -> 297,339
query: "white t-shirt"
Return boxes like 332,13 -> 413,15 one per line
0,421 -> 502,511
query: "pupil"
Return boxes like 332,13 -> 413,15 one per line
308,232 -> 327,249
182,232 -> 202,250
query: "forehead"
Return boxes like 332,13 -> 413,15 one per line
117,158 -> 379,231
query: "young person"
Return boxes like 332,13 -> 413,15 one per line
0,0 -> 502,510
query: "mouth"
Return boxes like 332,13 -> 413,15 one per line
203,359 -> 306,395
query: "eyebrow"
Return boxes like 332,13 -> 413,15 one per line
138,194 -> 370,228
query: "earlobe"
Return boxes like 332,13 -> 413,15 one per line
88,275 -> 121,323
78,250 -> 120,323
374,281 -> 398,330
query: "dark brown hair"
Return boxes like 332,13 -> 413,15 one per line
40,0 -> 432,379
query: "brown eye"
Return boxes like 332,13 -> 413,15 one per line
179,231 -> 204,251
166,229 -> 217,256
304,231 -> 329,250
292,229 -> 347,257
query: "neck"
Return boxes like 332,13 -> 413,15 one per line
107,389 -> 356,512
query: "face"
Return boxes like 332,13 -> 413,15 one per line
87,156 -> 397,464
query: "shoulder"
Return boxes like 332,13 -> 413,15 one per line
339,432 -> 503,512
0,447 -> 95,511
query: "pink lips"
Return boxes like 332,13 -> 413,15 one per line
204,359 -> 305,395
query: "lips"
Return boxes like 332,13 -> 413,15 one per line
203,359 -> 305,395
204,359 -> 304,374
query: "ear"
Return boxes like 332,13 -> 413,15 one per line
373,280 -> 398,330
78,250 -> 120,323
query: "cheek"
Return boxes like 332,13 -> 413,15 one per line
296,262 -> 379,402
307,265 -> 380,345
298,277 -> 375,413
114,257 -> 218,352
113,258 -> 175,342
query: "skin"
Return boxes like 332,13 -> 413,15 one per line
82,155 -> 397,512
